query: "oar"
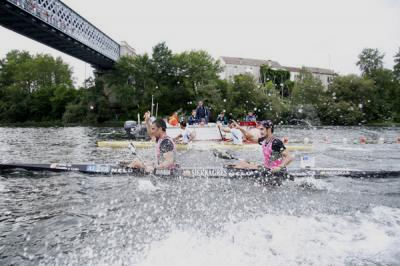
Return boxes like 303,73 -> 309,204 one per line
217,124 -> 226,141
128,142 -> 146,162
212,149 -> 240,160
118,142 -> 146,167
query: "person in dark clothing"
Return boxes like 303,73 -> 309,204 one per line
188,110 -> 198,125
245,111 -> 257,122
217,111 -> 228,125
195,101 -> 210,123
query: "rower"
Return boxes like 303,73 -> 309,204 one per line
128,111 -> 177,172
233,120 -> 293,173
231,120 -> 260,142
173,121 -> 196,144
217,120 -> 243,145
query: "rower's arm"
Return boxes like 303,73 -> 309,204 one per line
173,134 -> 182,141
280,149 -> 293,168
156,151 -> 175,169
218,124 -> 231,133
235,126 -> 254,141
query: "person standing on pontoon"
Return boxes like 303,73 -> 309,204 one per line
195,101 -> 210,124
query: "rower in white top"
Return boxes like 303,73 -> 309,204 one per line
173,121 -> 196,144
217,120 -> 243,145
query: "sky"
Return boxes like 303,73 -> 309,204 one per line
1,0 -> 399,87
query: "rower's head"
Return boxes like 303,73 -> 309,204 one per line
152,119 -> 167,136
180,121 -> 187,129
198,101 -> 203,107
259,120 -> 274,136
228,119 -> 236,128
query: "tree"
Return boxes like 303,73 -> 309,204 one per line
0,50 -> 75,123
323,74 -> 379,123
291,68 -> 324,105
356,48 -> 384,77
394,47 -> 400,80
259,65 -> 291,98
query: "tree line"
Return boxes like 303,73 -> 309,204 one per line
1,44 -> 399,126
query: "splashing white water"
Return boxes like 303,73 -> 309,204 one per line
138,206 -> 400,266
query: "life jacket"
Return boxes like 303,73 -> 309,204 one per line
169,116 -> 178,126
262,137 -> 283,169
155,135 -> 177,169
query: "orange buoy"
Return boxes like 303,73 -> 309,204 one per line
360,136 -> 367,144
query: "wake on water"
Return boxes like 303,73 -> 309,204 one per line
139,206 -> 400,266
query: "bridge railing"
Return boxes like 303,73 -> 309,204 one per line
7,0 -> 120,62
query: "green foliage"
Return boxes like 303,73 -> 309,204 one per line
356,48 -> 384,77
1,46 -> 400,126
323,75 -> 379,123
0,50 -> 76,123
101,43 -> 223,119
394,47 -> 400,81
291,68 -> 324,105
259,65 -> 291,97
318,100 -> 364,125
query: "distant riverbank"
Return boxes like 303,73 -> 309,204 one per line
1,121 -> 400,128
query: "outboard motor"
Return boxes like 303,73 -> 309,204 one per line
124,120 -> 148,139
124,120 -> 137,136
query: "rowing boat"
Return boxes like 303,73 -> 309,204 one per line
1,163 -> 398,179
96,140 -> 313,151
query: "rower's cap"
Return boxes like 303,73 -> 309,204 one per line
260,120 -> 274,129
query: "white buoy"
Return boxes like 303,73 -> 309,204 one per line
378,137 -> 384,144
342,138 -> 348,144
304,137 -> 310,144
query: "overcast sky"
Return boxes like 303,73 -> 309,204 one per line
1,0 -> 399,87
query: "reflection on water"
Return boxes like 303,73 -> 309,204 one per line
0,126 -> 400,266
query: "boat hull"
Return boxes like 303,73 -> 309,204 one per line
96,140 -> 313,151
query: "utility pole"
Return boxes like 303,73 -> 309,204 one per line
151,95 -> 154,116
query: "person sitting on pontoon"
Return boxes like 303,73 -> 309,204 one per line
245,111 -> 257,122
217,111 -> 228,125
173,121 -> 196,144
233,120 -> 293,173
217,120 -> 243,145
188,110 -> 198,125
168,112 -> 179,126
128,111 -> 177,172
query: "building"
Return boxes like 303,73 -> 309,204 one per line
282,66 -> 336,88
220,56 -> 336,88
220,56 -> 281,82
120,41 -> 136,57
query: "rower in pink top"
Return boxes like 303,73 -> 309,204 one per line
233,120 -> 293,173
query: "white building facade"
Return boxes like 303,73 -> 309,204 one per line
220,56 -> 281,82
120,41 -> 136,57
220,56 -> 336,88
283,66 -> 336,88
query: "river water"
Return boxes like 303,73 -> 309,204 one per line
0,126 -> 400,266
